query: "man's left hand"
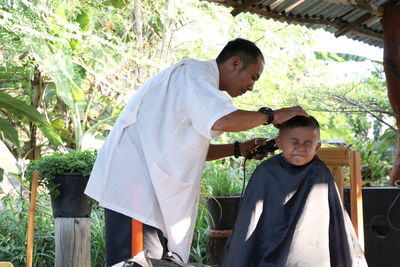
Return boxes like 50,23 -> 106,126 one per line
240,138 -> 269,160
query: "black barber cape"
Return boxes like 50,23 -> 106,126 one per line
221,154 -> 367,267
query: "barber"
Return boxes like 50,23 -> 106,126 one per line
85,38 -> 308,266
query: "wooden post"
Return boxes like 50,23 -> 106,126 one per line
349,150 -> 364,250
26,171 -> 39,267
205,229 -> 232,265
55,218 -> 91,267
383,5 -> 400,186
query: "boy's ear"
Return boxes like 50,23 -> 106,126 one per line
275,136 -> 282,149
315,142 -> 321,152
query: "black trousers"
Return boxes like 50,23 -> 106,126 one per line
104,208 -> 168,267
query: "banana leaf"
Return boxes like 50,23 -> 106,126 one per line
0,91 -> 63,147
0,116 -> 19,148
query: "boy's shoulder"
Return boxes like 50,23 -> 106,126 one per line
258,153 -> 281,167
255,154 -> 332,178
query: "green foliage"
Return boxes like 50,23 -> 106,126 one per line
314,51 -> 381,63
353,129 -> 396,186
190,197 -> 208,264
0,116 -> 19,148
0,194 -> 55,266
0,91 -> 63,148
0,193 -> 106,266
90,202 -> 106,265
25,150 -> 97,196
202,160 -> 244,197
201,157 -> 261,197
0,0 -> 152,152
76,9 -> 92,32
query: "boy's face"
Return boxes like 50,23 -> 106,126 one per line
275,126 -> 321,166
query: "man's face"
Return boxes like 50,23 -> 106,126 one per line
221,56 -> 264,97
275,126 -> 321,166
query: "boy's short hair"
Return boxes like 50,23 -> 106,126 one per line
277,116 -> 320,130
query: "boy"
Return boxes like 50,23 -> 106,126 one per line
221,116 -> 367,267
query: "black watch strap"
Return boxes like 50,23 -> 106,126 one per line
234,141 -> 241,158
258,107 -> 274,125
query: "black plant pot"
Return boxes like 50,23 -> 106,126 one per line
206,196 -> 241,230
50,173 -> 92,218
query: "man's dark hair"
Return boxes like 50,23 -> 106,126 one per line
216,38 -> 264,69
277,116 -> 320,130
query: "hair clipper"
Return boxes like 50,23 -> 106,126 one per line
246,139 -> 278,159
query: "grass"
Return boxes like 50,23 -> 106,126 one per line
0,192 -> 105,266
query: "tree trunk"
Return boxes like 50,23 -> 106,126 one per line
133,0 -> 143,85
28,67 -> 43,160
383,5 -> 400,186
160,0 -> 175,64
133,0 -> 143,55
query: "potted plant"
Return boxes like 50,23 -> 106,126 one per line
26,150 -> 97,218
201,161 -> 247,265
202,164 -> 244,231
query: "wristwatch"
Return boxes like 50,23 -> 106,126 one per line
234,141 -> 241,158
258,107 -> 274,125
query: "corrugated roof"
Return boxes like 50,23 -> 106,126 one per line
206,0 -> 400,48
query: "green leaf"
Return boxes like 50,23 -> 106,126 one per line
76,9 -> 91,32
314,51 -> 382,63
0,91 -> 63,147
0,116 -> 20,148
105,0 -> 128,9
0,168 -> 3,182
30,42 -> 84,104
54,2 -> 67,20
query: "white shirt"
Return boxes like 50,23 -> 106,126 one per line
85,59 -> 238,261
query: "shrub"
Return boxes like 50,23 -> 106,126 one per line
202,161 -> 244,197
25,150 -> 97,196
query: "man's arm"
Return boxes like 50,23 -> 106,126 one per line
206,144 -> 235,161
211,106 -> 308,132
206,139 -> 268,161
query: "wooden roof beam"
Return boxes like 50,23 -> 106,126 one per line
205,0 -> 383,42
231,0 -> 260,16
335,12 -> 374,37
324,0 -> 384,16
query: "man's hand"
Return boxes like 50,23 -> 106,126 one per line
240,138 -> 269,160
272,106 -> 308,126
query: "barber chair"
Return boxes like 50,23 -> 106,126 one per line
317,147 -> 364,249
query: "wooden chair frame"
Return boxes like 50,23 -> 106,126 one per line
317,147 -> 364,248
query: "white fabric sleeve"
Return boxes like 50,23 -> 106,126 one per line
185,79 -> 238,139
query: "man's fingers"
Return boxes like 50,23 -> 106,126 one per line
273,106 -> 309,125
254,138 -> 267,146
294,106 -> 309,117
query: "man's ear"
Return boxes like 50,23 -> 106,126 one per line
230,56 -> 241,70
